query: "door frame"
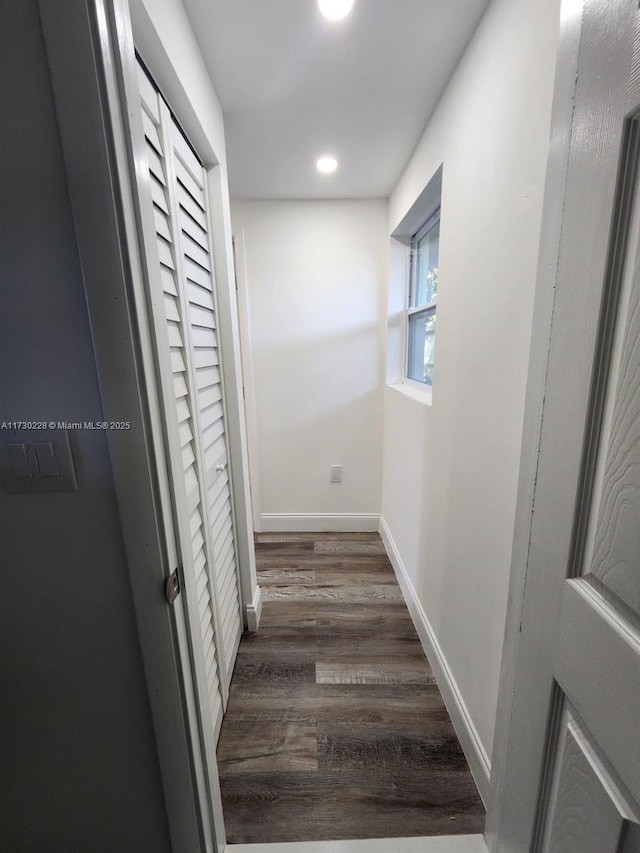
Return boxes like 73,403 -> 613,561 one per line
231,227 -> 264,533
486,0 -> 639,850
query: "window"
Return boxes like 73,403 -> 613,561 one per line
406,208 -> 440,385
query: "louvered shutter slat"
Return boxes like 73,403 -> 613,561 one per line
136,63 -> 226,738
168,117 -> 243,686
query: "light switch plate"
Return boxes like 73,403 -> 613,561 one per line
0,429 -> 78,493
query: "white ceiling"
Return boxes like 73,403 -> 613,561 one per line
182,0 -> 491,199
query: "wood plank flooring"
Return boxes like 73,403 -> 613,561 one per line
217,533 -> 485,844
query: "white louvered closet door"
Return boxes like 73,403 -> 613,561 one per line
163,116 -> 243,683
135,62 -> 243,722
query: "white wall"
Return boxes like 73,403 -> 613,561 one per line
382,0 -> 560,769
232,200 -> 388,530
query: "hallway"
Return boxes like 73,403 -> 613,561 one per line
216,533 -> 485,844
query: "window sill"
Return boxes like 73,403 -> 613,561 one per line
388,380 -> 433,407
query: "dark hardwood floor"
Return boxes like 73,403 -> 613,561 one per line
216,532 -> 485,844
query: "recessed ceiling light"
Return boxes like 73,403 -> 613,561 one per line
316,156 -> 338,174
318,0 -> 354,21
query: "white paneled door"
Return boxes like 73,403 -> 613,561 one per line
537,127 -> 640,848
535,16 -> 640,849
490,4 -> 640,851
134,59 -> 243,735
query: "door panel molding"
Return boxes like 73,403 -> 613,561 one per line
569,116 -> 640,582
541,707 -> 640,853
555,579 -> 640,801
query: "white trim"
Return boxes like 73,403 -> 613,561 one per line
379,516 -> 491,804
227,835 -> 487,853
245,585 -> 263,632
206,168 -> 260,633
232,227 -> 263,532
260,513 -> 381,532
388,380 -> 433,407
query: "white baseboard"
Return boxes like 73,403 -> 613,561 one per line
260,513 -> 380,532
228,834 -> 487,853
245,585 -> 262,632
379,516 -> 491,804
